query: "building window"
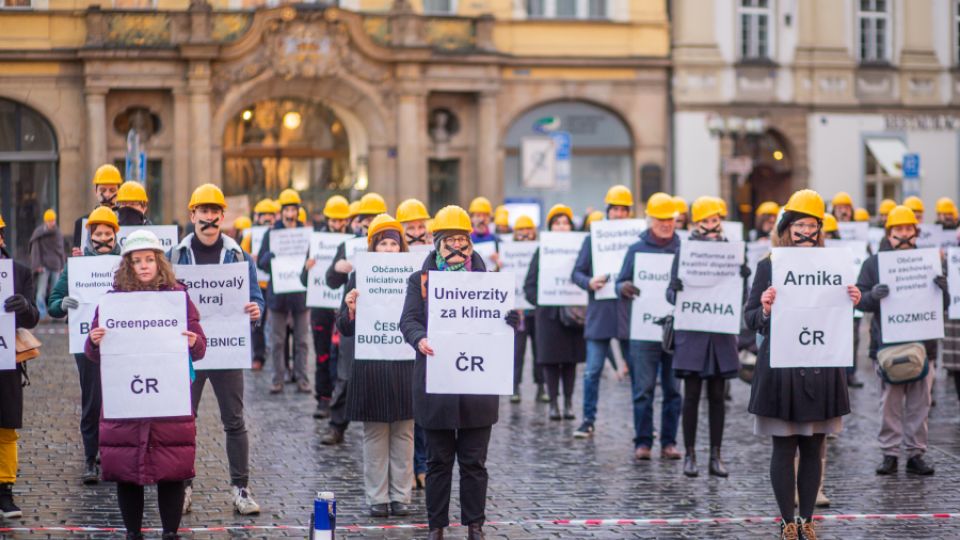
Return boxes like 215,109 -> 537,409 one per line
1,0 -> 32,6
527,0 -> 607,19
423,0 -> 455,15
739,0 -> 772,60
955,0 -> 960,64
858,0 -> 890,63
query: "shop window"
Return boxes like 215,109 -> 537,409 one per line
739,0 -> 773,60
858,0 -> 890,63
527,0 -> 607,19
1,0 -> 32,7
423,0 -> 455,15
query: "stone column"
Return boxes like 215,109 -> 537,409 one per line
396,91 -> 427,205
475,90 -> 499,203
187,60 -> 212,190
84,88 -> 108,208
172,89 -> 191,217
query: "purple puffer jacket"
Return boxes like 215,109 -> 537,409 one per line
85,282 -> 206,486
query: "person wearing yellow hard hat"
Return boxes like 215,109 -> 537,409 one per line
856,204 -> 945,478
583,210 -> 604,231
673,196 -> 690,230
0,212 -> 40,522
396,198 -> 431,247
28,207 -> 66,320
467,196 -> 499,255
398,204 -> 506,540
248,197 -> 280,371
753,201 -> 780,241
347,201 -> 362,232
46,206 -> 119,485
822,214 -> 840,240
167,183 -> 264,516
746,189 -> 860,539
569,184 -> 634,439
935,197 -> 958,230
831,192 -> 854,222
253,198 -> 279,228
521,204 -> 584,421
877,198 -> 897,226
903,195 -> 924,222
493,205 -> 511,235
854,208 -> 870,223
715,197 -> 729,219
72,164 -> 124,254
115,181 -> 151,227
232,216 -> 252,245
321,195 -> 351,234
508,215 -> 544,404
613,193 -> 683,461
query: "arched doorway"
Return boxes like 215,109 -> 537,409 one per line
736,129 -> 792,229
222,98 -> 351,214
503,100 -> 634,219
0,98 -> 58,257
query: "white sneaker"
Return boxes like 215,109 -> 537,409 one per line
182,485 -> 193,514
232,486 -> 261,515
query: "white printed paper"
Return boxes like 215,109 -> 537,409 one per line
498,241 -> 539,310
473,241 -> 498,272
590,219 -> 646,299
673,240 -> 744,334
248,226 -> 270,284
916,224 -> 945,249
947,247 -> 960,320
269,228 -> 312,294
344,236 -> 368,265
174,263 -> 251,370
837,221 -> 869,243
67,256 -> 121,354
722,221 -> 744,241
0,260 -> 14,370
305,233 -> 353,309
537,232 -> 588,307
879,248 -> 944,343
354,252 -> 422,360
629,253 -> 673,341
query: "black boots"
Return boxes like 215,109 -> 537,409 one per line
161,533 -> 180,540
535,383 -> 549,403
125,533 -> 144,540
0,483 -> 21,519
906,455 -> 935,475
708,446 -> 728,477
428,528 -> 444,540
467,523 -> 486,540
320,426 -> 344,446
548,402 -> 562,421
875,455 -> 897,475
683,448 -> 698,477
562,399 -> 575,420
82,457 -> 100,485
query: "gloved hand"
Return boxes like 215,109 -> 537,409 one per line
934,275 -> 948,292
505,310 -> 521,329
669,277 -> 684,292
61,296 -> 80,310
620,282 -> 640,299
4,294 -> 30,316
871,283 -> 890,300
740,264 -> 752,279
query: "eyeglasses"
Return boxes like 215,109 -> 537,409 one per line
790,222 -> 820,233
442,236 -> 470,247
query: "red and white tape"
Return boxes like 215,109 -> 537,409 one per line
0,513 -> 958,534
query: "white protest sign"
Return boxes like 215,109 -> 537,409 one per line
745,240 -> 771,281
344,236 -> 368,265
67,255 -> 121,354
174,263 -> 251,370
537,232 -> 588,307
673,240 -> 744,334
769,248 -> 855,368
473,241 -> 498,272
354,252 -> 422,360
879,248 -> 944,343
305,233 -> 352,309
427,271 -> 514,395
837,221 -> 869,242
722,221 -> 744,241
99,291 -> 191,419
410,243 -> 433,253
248,226 -> 270,284
498,241 -> 538,310
916,224 -> 945,249
117,225 -> 178,251
868,227 -> 885,255
826,239 -> 869,318
0,260 -> 14,370
629,253 -> 673,341
590,219 -> 646,299
269,227 -> 312,294
948,247 -> 960,320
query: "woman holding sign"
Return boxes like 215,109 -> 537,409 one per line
337,215 -> 416,518
400,205 -> 515,540
47,207 -> 121,485
745,190 -> 859,540
523,204 -> 585,421
85,230 -> 206,540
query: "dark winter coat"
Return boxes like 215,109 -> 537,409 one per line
746,256 -> 851,422
615,229 -> 680,336
0,255 -> 40,430
399,251 -> 499,430
338,273 -> 414,423
84,283 -> 206,485
29,224 -> 66,272
257,220 -> 308,313
523,248 -> 585,365
570,235 -> 628,341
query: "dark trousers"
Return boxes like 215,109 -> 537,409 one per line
329,377 -> 350,430
424,426 -> 492,530
116,480 -> 185,535
414,424 -> 427,475
513,315 -> 542,387
543,363 -> 577,404
74,354 -> 101,461
190,369 -> 249,487
312,308 -> 336,403
251,294 -> 268,361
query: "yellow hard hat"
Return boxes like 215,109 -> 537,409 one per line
431,205 -> 473,234
604,185 -> 634,208
348,200 -> 362,218
831,192 -> 853,207
514,215 -> 535,230
546,204 -> 574,226
298,208 -> 307,223
936,197 -> 958,217
93,164 -> 123,186
468,196 -> 493,215
233,216 -> 252,230
716,197 -> 728,218
885,205 -> 920,229
86,206 -> 119,232
367,214 -> 404,248
116,181 -> 148,204
0,215 -> 5,229
585,210 -> 604,227
277,188 -> 302,207
323,195 -> 350,220
673,196 -> 689,215
823,214 -> 839,233
878,199 -> 897,215
188,183 -> 227,210
691,196 -> 724,223
903,196 -> 924,213
755,201 -> 780,216
645,192 -> 677,220
396,198 -> 430,223
43,209 -> 56,222
357,192 -> 388,216
783,189 -> 825,220
254,198 -> 279,215
854,207 -> 870,222
494,205 -> 509,227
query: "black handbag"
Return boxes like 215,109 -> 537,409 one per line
654,315 -> 674,355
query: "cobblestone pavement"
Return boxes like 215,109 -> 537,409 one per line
3,322 -> 960,539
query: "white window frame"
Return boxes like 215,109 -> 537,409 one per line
423,0 -> 457,16
857,0 -> 892,63
955,0 -> 960,64
738,0 -> 774,61
527,0 -> 608,20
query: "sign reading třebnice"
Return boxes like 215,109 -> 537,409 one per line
426,271 -> 514,395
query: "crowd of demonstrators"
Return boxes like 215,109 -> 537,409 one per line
29,209 -> 66,320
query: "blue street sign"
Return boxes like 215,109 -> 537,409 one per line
551,131 -> 571,159
903,153 -> 920,179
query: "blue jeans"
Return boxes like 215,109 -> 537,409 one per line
582,338 -> 629,424
629,340 -> 681,449
35,268 -> 61,319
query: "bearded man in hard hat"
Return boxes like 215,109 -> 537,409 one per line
248,198 -> 280,370
28,208 -> 66,319
72,164 -> 123,255
935,197 -> 958,230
